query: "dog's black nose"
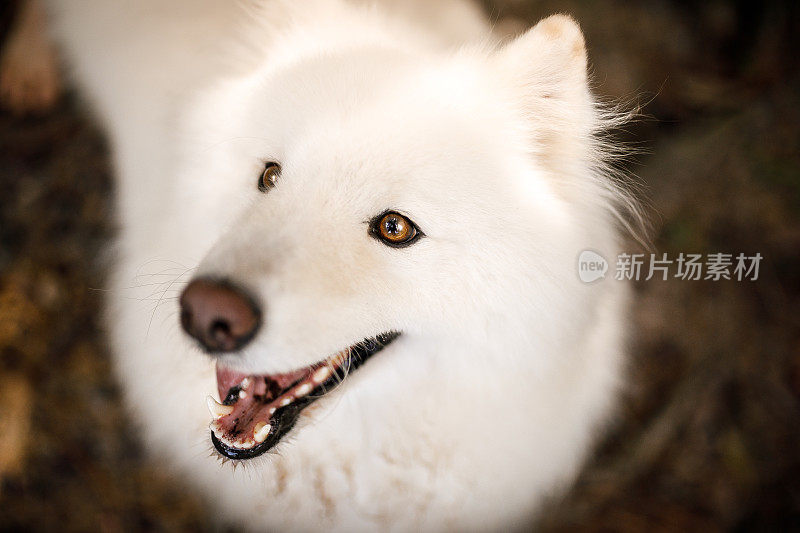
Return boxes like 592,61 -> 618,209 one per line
179,278 -> 261,353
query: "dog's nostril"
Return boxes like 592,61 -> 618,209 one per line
210,319 -> 232,344
178,278 -> 262,353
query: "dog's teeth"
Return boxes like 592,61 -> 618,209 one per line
279,397 -> 292,407
240,377 -> 251,389
295,383 -> 313,397
312,366 -> 331,383
269,407 -> 276,415
239,389 -> 248,399
206,395 -> 234,418
253,422 -> 271,443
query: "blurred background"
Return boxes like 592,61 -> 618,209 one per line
0,0 -> 798,530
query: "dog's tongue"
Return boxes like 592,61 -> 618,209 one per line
215,364 -> 307,401
216,366 -> 249,401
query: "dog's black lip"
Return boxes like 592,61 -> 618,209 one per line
211,331 -> 400,460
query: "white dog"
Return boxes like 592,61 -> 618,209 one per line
49,0 -> 635,530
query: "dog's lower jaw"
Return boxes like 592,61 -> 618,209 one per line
228,319 -> 624,532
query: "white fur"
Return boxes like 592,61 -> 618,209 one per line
50,1 -> 631,530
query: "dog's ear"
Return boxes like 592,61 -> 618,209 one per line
496,14 -> 589,105
494,15 -> 596,171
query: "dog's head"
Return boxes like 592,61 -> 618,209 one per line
174,15 -> 621,459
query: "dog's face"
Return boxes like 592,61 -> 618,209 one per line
175,16 -> 598,459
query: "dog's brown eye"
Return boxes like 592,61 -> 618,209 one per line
371,211 -> 422,247
258,162 -> 280,192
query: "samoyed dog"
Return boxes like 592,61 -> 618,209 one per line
49,0 -> 634,530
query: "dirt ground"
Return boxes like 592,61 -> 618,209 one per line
0,1 -> 798,531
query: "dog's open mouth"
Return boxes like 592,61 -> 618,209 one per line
207,332 -> 399,460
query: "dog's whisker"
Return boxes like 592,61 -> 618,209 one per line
146,266 -> 194,338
